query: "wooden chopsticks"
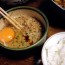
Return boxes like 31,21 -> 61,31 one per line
0,7 -> 22,30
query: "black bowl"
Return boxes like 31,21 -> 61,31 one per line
39,0 -> 65,28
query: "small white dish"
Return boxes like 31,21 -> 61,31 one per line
42,32 -> 65,65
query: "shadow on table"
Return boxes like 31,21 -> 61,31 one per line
33,45 -> 43,65
0,45 -> 43,61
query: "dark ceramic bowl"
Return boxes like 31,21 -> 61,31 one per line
51,0 -> 65,10
51,0 -> 65,18
39,0 -> 65,27
49,0 -> 65,28
0,6 -> 49,58
0,0 -> 29,6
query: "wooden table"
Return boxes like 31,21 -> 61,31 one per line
0,0 -> 65,65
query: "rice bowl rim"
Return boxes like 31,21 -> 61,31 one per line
0,6 -> 49,51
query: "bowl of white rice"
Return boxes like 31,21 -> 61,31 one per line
42,32 -> 65,65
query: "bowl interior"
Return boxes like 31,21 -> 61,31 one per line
8,7 -> 47,28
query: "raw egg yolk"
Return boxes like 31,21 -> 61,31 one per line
0,27 -> 15,43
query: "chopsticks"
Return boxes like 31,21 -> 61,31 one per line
0,7 -> 22,30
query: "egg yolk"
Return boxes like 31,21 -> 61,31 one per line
0,27 -> 15,43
